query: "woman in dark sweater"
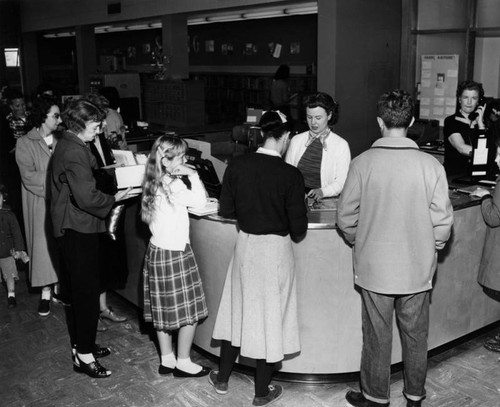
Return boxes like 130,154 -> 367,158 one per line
209,111 -> 308,406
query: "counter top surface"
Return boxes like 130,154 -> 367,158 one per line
202,187 -> 486,230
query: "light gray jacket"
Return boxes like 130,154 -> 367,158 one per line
337,136 -> 453,295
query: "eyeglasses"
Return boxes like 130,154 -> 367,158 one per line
50,113 -> 61,119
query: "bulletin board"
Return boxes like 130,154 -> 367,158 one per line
419,55 -> 459,126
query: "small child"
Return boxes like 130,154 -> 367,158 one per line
0,184 -> 29,308
141,135 -> 211,378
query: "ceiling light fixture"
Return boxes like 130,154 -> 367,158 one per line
284,3 -> 317,15
242,10 -> 284,19
43,2 -> 318,37
206,14 -> 244,23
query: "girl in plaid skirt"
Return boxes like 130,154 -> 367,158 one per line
141,135 -> 210,378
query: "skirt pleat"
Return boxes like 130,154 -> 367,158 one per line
212,232 -> 300,363
143,242 -> 208,331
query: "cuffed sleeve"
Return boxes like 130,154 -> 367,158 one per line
430,169 -> 454,250
336,164 -> 360,245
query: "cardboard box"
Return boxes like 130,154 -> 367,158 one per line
115,164 -> 145,189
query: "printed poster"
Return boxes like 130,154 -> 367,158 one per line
419,55 -> 459,126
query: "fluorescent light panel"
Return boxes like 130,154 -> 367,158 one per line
43,2 -> 318,37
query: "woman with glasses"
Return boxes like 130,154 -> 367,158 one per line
285,92 -> 351,201
49,98 -> 131,378
15,95 -> 62,317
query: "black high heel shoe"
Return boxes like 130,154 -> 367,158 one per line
93,344 -> 111,358
72,345 -> 111,360
73,354 -> 112,378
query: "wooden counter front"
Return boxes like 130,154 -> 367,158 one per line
116,198 -> 500,381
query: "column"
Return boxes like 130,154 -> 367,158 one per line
75,25 -> 96,95
317,0 -> 336,95
161,14 -> 188,79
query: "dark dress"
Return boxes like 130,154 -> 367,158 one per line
443,112 -> 480,177
88,134 -> 128,291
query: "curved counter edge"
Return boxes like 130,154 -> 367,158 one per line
190,203 -> 500,378
115,197 -> 500,381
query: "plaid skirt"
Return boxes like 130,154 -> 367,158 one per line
143,242 -> 208,331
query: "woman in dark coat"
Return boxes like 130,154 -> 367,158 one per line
49,98 -> 130,378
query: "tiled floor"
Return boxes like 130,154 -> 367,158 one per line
2,269 -> 500,406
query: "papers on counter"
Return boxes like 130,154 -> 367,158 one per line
188,198 -> 219,216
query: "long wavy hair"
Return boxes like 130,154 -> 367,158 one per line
141,135 -> 188,224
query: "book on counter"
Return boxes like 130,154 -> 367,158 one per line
188,198 -> 219,216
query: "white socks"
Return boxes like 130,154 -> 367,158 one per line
161,352 -> 176,369
176,357 -> 202,374
160,353 -> 202,374
78,353 -> 95,364
41,287 -> 51,300
8,292 -> 15,298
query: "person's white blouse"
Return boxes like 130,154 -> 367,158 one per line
149,173 -> 207,251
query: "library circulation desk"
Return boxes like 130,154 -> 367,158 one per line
116,192 -> 500,383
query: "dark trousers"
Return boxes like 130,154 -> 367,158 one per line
218,340 -> 275,397
57,229 -> 100,354
360,288 -> 430,404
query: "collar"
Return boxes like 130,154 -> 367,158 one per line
256,147 -> 281,157
371,136 -> 419,149
63,130 -> 87,147
306,129 -> 330,150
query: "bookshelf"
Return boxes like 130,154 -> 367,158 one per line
143,79 -> 205,127
193,72 -> 317,125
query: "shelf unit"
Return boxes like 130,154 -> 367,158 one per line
143,79 -> 205,127
193,72 -> 317,125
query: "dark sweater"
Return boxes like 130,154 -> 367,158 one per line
0,208 -> 25,258
219,151 -> 308,240
443,113 -> 479,176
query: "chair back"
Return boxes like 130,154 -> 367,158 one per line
231,125 -> 248,144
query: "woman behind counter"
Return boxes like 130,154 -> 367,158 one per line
285,92 -> 350,200
444,80 -> 486,177
49,98 -> 131,378
15,95 -> 61,317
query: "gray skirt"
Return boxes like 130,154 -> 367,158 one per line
212,232 -> 300,363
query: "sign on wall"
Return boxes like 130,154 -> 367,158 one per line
419,55 -> 459,126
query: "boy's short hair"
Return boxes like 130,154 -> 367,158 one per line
377,89 -> 414,129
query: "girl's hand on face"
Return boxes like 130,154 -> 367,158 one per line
171,163 -> 196,176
